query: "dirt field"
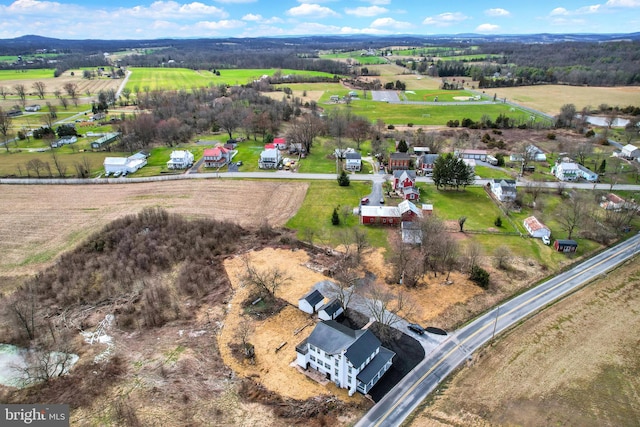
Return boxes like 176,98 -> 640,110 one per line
0,180 -> 308,279
410,258 -> 640,427
0,70 -> 121,107
488,85 -> 640,116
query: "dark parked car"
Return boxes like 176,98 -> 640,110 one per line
408,323 -> 426,335
361,197 -> 369,205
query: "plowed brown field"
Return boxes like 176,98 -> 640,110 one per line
0,180 -> 308,278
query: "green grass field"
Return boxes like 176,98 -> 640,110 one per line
0,69 -> 55,81
402,89 -> 479,102
126,67 -> 338,91
319,52 -> 387,65
286,180 -> 389,248
321,99 -> 543,126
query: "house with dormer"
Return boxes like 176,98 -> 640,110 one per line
295,320 -> 395,396
490,179 -> 517,202
417,154 -> 439,176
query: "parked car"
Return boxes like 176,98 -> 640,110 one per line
380,198 -> 385,204
542,235 -> 550,245
113,171 -> 121,177
236,160 -> 243,166
408,323 -> 426,335
361,197 -> 369,205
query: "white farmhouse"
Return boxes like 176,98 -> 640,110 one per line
104,152 -> 148,175
490,179 -> 517,202
345,152 -> 362,172
167,150 -> 194,169
295,320 -> 395,396
259,148 -> 281,169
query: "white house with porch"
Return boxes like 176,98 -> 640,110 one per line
167,150 -> 194,169
295,320 -> 395,396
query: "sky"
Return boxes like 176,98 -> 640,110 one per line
0,0 -> 639,40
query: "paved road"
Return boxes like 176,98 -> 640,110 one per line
355,233 -> 640,427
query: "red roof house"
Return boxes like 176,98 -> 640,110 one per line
203,146 -> 231,168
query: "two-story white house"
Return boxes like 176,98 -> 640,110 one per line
552,161 -> 598,182
259,148 -> 282,169
166,150 -> 194,169
345,152 -> 362,172
295,320 -> 395,396
490,179 -> 517,202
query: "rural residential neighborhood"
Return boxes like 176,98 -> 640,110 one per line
0,21 -> 640,427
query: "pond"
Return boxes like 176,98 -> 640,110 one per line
0,344 -> 79,388
582,115 -> 630,127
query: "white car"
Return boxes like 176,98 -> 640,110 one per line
542,235 -> 551,245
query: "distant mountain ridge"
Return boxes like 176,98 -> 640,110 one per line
1,32 -> 639,54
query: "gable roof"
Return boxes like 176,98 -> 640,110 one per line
319,299 -> 343,316
398,200 -> 423,218
356,347 -> 395,384
390,152 -> 411,161
419,154 -> 439,164
299,289 -> 324,306
523,216 -> 549,233
345,152 -> 362,160
203,147 -> 229,157
306,320 -> 381,367
393,170 -> 416,180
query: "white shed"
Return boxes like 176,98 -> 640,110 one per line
621,144 -> 640,159
318,299 -> 344,321
523,216 -> 551,239
298,289 -> 324,314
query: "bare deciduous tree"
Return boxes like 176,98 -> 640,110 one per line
285,112 -> 325,154
493,245 -> 512,270
50,149 -> 67,177
329,258 -> 361,312
0,86 -> 8,100
13,84 -> 27,106
557,192 -> 587,240
241,256 -> 291,297
0,107 -> 12,152
463,241 -> 483,273
361,283 -> 415,340
26,158 -> 48,178
32,81 -> 46,99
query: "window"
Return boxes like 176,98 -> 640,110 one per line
348,367 -> 352,374
324,362 -> 330,369
382,218 -> 387,224
347,376 -> 352,383
310,356 -> 316,362
369,218 -> 374,223
309,344 -> 315,352
335,359 -> 338,367
335,369 -> 338,376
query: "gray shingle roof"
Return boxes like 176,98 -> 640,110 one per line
319,299 -> 343,317
356,346 -> 395,384
306,320 -> 381,367
300,289 -> 324,306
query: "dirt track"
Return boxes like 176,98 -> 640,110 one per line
0,180 -> 308,277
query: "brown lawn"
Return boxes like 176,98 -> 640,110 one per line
0,180 -> 308,279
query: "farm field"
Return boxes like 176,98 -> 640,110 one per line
0,180 -> 308,278
411,257 -> 640,427
125,67 -> 338,91
488,84 -> 640,116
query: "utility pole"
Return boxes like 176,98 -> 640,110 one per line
491,305 -> 500,344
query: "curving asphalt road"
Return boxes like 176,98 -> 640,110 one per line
355,233 -> 640,427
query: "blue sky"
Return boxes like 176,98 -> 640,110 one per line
0,0 -> 639,40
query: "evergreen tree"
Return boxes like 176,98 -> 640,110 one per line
397,139 -> 408,153
331,207 -> 340,225
337,170 -> 350,186
598,159 -> 607,174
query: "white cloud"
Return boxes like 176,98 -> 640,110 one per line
606,0 -> 640,6
362,0 -> 391,4
242,13 -> 262,21
370,17 -> 412,29
476,23 -> 500,32
195,19 -> 246,31
485,8 -> 510,17
286,3 -> 339,18
422,12 -> 469,27
549,4 -> 601,16
213,0 -> 256,3
345,6 -> 388,17
122,2 -> 228,20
